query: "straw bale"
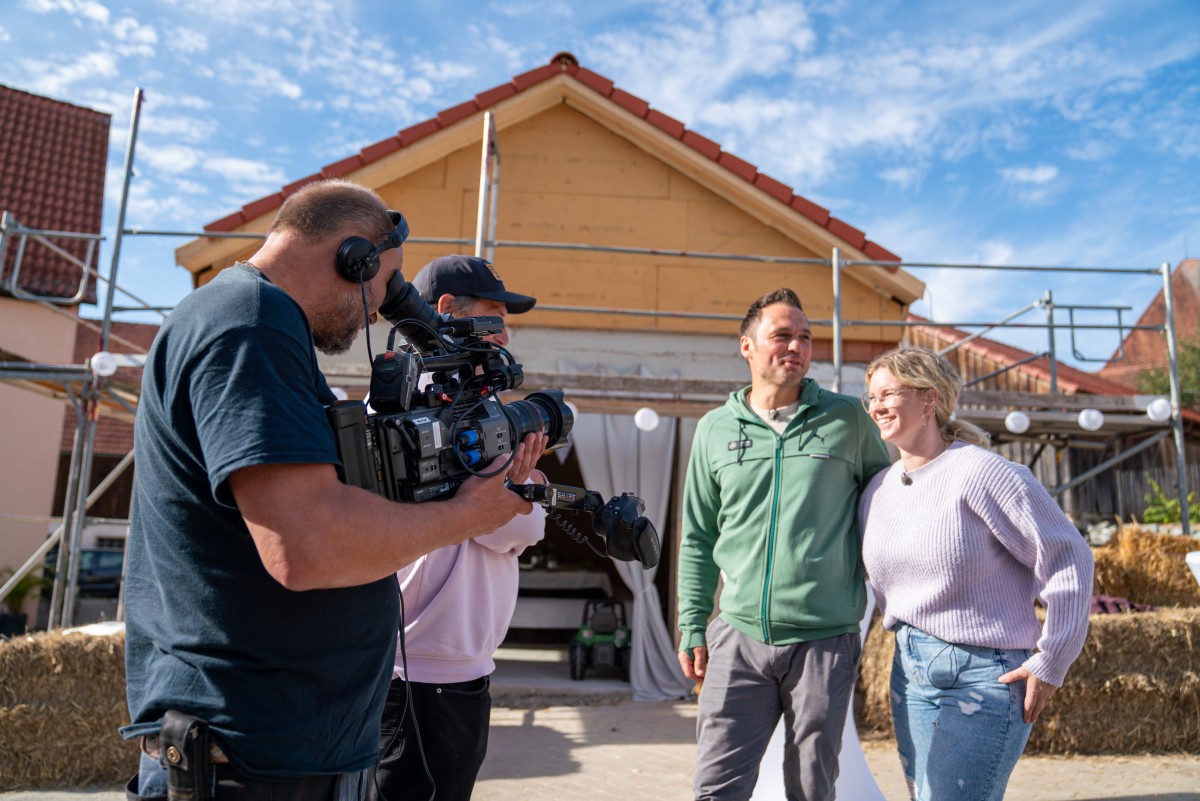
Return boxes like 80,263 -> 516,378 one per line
1092,526 -> 1200,608
856,608 -> 1200,755
0,629 -> 134,790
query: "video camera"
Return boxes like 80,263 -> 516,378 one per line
326,273 -> 661,570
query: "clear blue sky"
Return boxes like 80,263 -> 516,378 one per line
3,0 -> 1198,366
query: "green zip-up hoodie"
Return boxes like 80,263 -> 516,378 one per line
677,379 -> 891,651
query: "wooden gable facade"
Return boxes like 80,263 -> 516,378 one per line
176,53 -> 922,355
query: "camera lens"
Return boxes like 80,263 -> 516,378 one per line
503,388 -> 574,449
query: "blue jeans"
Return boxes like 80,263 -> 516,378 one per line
890,624 -> 1033,801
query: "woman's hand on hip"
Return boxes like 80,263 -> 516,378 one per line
999,665 -> 1057,723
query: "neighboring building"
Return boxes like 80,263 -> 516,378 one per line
1099,258 -> 1200,393
0,84 -> 110,609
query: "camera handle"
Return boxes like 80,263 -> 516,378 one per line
507,482 -> 661,570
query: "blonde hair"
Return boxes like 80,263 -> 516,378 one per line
866,345 -> 991,447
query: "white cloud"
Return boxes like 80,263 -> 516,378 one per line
999,164 -> 1060,203
110,15 -> 157,56
22,0 -> 110,26
0,25 -> 10,42
880,166 -> 922,191
21,51 -> 118,96
173,178 -> 208,195
148,92 -> 212,111
577,0 -> 1199,196
167,25 -> 208,54
138,143 -> 203,174
203,156 -> 288,196
140,114 -> 219,144
1000,164 -> 1059,184
492,1 -> 573,19
215,54 -> 303,101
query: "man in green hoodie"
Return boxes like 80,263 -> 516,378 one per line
677,287 -> 891,801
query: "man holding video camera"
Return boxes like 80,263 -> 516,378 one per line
122,180 -> 544,800
366,254 -> 547,801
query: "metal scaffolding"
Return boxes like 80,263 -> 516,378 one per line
1,91 -> 1194,630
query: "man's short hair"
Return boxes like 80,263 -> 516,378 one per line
739,288 -> 805,337
270,179 -> 393,244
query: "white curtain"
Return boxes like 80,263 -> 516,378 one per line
562,363 -> 694,701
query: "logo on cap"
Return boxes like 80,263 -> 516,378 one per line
482,259 -> 502,282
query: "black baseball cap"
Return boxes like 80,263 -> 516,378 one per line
412,254 -> 537,314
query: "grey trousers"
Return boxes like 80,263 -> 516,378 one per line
694,617 -> 862,801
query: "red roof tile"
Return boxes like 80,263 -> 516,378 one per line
204,210 -> 247,233
195,53 -> 897,261
681,129 -> 721,160
646,109 -> 685,139
753,172 -> 792,205
825,217 -> 867,250
717,151 -> 757,182
475,83 -> 517,107
573,67 -> 615,97
610,89 -> 649,118
863,240 -> 901,263
282,173 -> 322,197
397,119 -> 439,145
790,195 -> 830,227
0,84 -> 110,302
242,193 -> 284,220
322,154 -> 364,178
360,136 -> 402,162
436,99 -> 479,128
512,64 -> 559,91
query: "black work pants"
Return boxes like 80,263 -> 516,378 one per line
367,675 -> 491,801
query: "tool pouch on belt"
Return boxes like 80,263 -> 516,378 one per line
161,710 -> 213,801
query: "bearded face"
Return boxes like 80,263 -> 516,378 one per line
311,283 -> 373,356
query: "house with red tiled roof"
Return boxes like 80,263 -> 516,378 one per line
1099,258 -> 1200,393
176,51 -> 923,389
172,52 -> 925,672
905,314 -> 1199,523
0,84 -> 110,592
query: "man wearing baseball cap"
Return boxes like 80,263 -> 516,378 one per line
367,254 -> 544,801
412,254 -> 536,338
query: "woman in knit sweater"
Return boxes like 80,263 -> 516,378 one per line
858,346 -> 1093,801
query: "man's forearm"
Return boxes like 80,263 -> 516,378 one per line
232,451 -> 536,591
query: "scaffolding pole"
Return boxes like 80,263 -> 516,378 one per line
1161,261 -> 1192,534
474,112 -> 498,261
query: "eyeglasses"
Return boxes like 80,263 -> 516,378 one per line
861,387 -> 918,411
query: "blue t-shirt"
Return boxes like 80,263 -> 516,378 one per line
122,263 -> 398,778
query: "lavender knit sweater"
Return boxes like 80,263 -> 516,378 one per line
859,442 -> 1094,686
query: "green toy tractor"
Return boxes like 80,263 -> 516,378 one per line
568,599 -> 631,681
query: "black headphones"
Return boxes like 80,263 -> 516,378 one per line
335,210 -> 409,284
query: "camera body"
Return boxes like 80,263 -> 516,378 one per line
326,276 -> 660,568
329,314 -> 571,503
